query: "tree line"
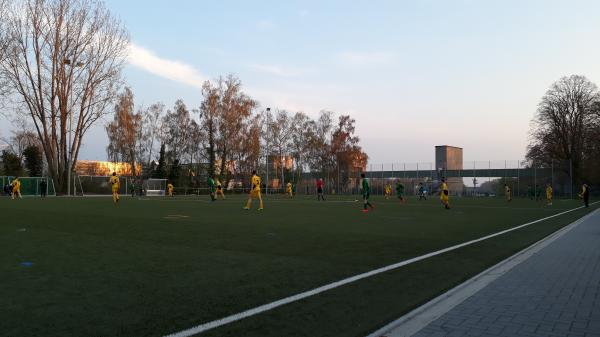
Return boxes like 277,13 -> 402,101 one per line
2,0 -> 598,194
106,75 -> 368,188
527,75 -> 600,189
0,0 -> 367,192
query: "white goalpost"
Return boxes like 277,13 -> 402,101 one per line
144,179 -> 167,196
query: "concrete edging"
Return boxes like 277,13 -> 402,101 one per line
367,208 -> 599,337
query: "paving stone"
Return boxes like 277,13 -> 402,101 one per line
408,210 -> 600,337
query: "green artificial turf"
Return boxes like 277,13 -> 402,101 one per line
0,195 -> 596,337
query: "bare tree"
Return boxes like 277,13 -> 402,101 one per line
1,129 -> 40,159
527,75 -> 600,183
331,114 -> 368,188
290,112 -> 315,182
162,99 -> 193,165
268,109 -> 294,185
308,110 -> 334,174
233,114 -> 261,186
1,0 -> 129,192
199,80 -> 220,177
106,87 -> 140,175
217,75 -> 257,181
0,0 -> 11,103
198,75 -> 257,182
140,102 -> 165,166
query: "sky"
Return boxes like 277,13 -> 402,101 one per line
10,0 -> 600,164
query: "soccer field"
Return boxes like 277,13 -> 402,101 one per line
2,195 -> 596,337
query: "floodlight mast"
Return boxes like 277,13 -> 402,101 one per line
265,107 -> 270,195
64,59 -> 82,197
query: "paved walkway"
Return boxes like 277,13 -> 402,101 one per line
404,209 -> 600,337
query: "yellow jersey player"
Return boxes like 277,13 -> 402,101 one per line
384,184 -> 392,200
546,183 -> 553,206
286,182 -> 293,198
244,170 -> 263,211
440,178 -> 450,209
579,183 -> 589,208
504,184 -> 512,202
11,177 -> 22,199
167,183 -> 174,197
109,172 -> 120,204
215,179 -> 225,200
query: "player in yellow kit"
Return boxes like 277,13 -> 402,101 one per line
215,179 -> 225,200
167,183 -> 174,197
440,178 -> 450,209
286,181 -> 293,198
109,172 -> 120,204
384,183 -> 392,200
11,177 -> 21,199
545,183 -> 553,206
244,170 -> 263,210
504,184 -> 512,202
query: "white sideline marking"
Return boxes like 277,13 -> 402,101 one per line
164,203 -> 597,337
368,207 -> 599,337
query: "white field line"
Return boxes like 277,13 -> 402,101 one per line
137,197 -> 571,209
368,208 -> 600,337
163,202 -> 598,337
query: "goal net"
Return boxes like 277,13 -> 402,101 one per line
76,175 -> 129,196
1,176 -> 57,196
144,179 -> 166,196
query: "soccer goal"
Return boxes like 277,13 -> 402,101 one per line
76,175 -> 130,196
143,179 -> 166,196
1,176 -> 57,197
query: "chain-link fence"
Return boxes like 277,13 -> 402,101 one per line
1,176 -> 56,197
69,158 -> 593,198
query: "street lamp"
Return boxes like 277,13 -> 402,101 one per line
64,58 -> 82,196
265,107 -> 270,195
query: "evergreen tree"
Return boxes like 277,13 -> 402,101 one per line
153,143 -> 167,179
23,145 -> 43,176
1,151 -> 23,176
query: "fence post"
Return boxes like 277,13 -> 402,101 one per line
488,160 -> 491,186
551,159 -> 554,195
473,161 -> 476,197
430,162 -> 433,181
337,163 -> 340,195
416,163 -> 419,181
517,160 -> 520,198
534,161 -> 537,200
570,158 -> 573,199
381,163 -> 384,195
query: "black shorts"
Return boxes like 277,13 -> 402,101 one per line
317,187 -> 323,193
217,186 -> 222,191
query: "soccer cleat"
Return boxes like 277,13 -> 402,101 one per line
361,209 -> 369,213
243,207 -> 250,210
258,208 -> 264,211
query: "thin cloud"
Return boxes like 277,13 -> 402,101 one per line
256,20 -> 276,30
127,43 -> 207,89
250,64 -> 314,77
336,51 -> 396,66
299,9 -> 309,18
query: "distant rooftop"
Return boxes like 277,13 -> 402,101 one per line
435,145 -> 463,149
